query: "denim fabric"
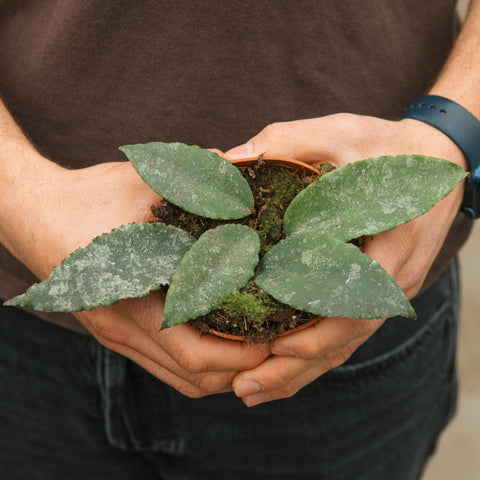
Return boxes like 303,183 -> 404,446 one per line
0,260 -> 459,480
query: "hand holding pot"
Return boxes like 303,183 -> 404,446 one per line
226,113 -> 467,406
61,163 -> 270,399
0,104 -> 270,399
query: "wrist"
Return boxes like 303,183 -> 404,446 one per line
395,118 -> 466,232
400,95 -> 480,218
398,118 -> 468,169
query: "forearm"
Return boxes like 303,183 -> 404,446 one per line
429,0 -> 480,116
0,100 -> 65,276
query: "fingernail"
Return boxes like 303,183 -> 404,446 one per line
234,380 -> 263,397
227,141 -> 253,159
244,392 -> 271,407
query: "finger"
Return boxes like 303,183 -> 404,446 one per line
97,335 -> 234,398
208,148 -> 226,157
78,293 -> 271,391
226,119 -> 327,162
78,309 -> 237,396
231,317 -> 383,403
234,338 -> 365,406
157,323 -> 272,372
271,315 -> 384,359
116,294 -> 272,373
226,115 -> 365,164
234,355 -> 324,400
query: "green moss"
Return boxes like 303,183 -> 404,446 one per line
318,162 -> 336,175
175,212 -> 204,237
254,167 -> 318,254
256,206 -> 281,253
220,284 -> 278,323
259,169 -> 306,206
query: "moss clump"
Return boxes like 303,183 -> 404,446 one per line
251,167 -> 319,254
219,283 -> 279,323
318,162 -> 336,175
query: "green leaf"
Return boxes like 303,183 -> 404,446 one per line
254,230 -> 415,319
162,224 -> 260,329
283,155 -> 467,241
5,223 -> 196,312
120,142 -> 254,220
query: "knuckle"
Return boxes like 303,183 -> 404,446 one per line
275,383 -> 299,400
196,373 -> 232,393
295,341 -> 321,359
280,333 -> 322,359
322,355 -> 339,372
327,113 -> 372,160
336,344 -> 355,365
242,341 -> 270,358
270,368 -> 294,389
325,344 -> 356,370
350,319 -> 378,339
90,319 -> 130,346
259,122 -> 291,144
175,348 -> 207,374
178,384 -> 206,399
331,112 -> 364,134
349,115 -> 371,140
107,329 -> 131,346
292,334 -> 327,359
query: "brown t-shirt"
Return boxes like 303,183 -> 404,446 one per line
0,0 -> 472,331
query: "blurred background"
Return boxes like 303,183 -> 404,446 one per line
422,1 -> 480,478
423,223 -> 480,479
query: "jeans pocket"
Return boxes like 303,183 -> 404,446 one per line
95,345 -> 181,455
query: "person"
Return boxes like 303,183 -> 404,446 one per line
0,1 -> 476,478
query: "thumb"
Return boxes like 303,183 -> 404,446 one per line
226,117 -> 344,164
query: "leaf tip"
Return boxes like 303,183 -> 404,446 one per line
3,297 -> 17,307
118,144 -> 131,155
395,299 -> 416,320
159,309 -> 182,331
405,305 -> 417,320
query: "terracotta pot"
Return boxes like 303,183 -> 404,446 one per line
207,155 -> 323,342
209,316 -> 321,342
231,155 -> 321,176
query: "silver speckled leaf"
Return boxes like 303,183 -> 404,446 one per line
283,155 -> 467,241
4,223 -> 196,312
162,224 -> 260,329
120,142 -> 254,220
255,230 -> 415,319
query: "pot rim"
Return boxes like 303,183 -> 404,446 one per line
208,316 -> 322,342
231,155 -> 321,176
208,155 -> 322,342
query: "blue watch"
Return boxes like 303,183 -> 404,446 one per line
399,95 -> 480,219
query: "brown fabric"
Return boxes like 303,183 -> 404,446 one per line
0,0 -> 470,330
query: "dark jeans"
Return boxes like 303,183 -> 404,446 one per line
0,260 -> 459,480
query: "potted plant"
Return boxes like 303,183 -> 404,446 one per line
4,142 -> 467,342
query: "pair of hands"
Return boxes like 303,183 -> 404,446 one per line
29,113 -> 467,406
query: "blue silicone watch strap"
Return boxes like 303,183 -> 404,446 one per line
399,95 -> 480,219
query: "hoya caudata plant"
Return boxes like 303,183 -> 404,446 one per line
5,143 -> 467,329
